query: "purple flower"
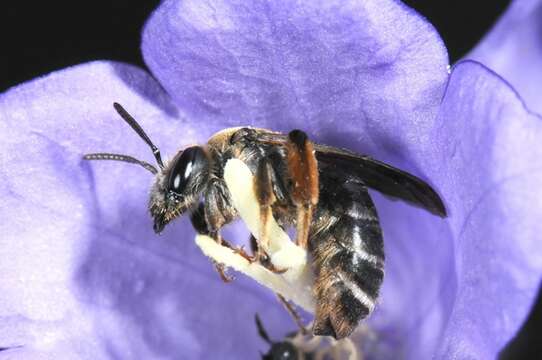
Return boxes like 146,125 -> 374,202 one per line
468,0 -> 542,115
1,0 -> 541,359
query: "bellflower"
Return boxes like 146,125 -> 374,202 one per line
468,0 -> 542,114
1,0 -> 541,359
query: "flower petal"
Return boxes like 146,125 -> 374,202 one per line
143,1 -> 454,357
425,61 -> 542,359
0,62 -> 290,359
142,0 -> 449,149
354,60 -> 542,359
467,0 -> 542,115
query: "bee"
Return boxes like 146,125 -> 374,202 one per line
84,103 -> 446,340
255,314 -> 310,360
255,314 -> 361,360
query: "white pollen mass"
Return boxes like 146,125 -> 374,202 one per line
194,159 -> 315,312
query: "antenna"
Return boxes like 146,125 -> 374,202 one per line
82,102 -> 164,174
83,153 -> 158,174
113,102 -> 164,169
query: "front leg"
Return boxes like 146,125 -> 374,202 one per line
203,180 -> 243,282
195,158 -> 316,312
189,202 -> 234,282
203,177 -> 237,236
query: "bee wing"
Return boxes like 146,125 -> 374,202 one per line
314,144 -> 447,217
253,131 -> 446,217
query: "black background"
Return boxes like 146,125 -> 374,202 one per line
1,0 -> 538,358
1,0 -> 511,91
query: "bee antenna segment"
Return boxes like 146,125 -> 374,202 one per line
113,102 -> 164,169
83,153 -> 158,175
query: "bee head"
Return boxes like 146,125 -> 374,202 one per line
150,146 -> 210,233
255,314 -> 301,360
83,103 -> 210,234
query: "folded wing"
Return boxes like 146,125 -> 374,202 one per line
314,144 -> 446,217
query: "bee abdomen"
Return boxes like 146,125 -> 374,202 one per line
310,194 -> 384,339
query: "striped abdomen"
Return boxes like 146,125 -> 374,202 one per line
309,177 -> 384,339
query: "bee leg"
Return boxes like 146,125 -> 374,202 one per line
254,157 -> 276,255
214,262 -> 233,283
190,203 -> 234,283
259,250 -> 288,274
204,179 -> 244,283
192,196 -> 281,276
285,130 -> 319,249
276,293 -> 308,334
295,205 -> 314,249
250,233 -> 259,254
231,242 -> 256,263
291,330 -> 323,354
189,202 -> 210,236
248,233 -> 288,273
224,234 -> 259,264
208,232 -> 235,283
253,156 -> 289,273
230,234 -> 261,263
221,233 -> 285,276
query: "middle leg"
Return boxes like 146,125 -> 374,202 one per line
190,203 -> 234,282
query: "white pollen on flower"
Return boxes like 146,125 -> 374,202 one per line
195,158 -> 315,312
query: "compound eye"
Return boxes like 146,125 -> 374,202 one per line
168,146 -> 207,194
